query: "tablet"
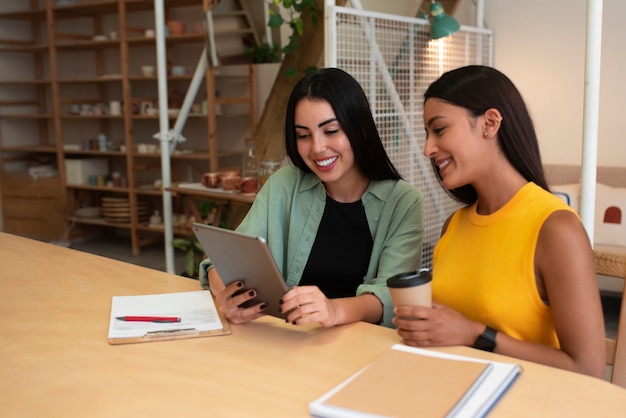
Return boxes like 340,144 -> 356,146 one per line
191,223 -> 288,318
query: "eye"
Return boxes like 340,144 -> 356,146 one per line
325,129 -> 340,136
296,131 -> 311,140
432,126 -> 445,136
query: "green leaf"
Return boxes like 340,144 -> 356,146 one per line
283,67 -> 299,78
293,1 -> 305,13
193,239 -> 204,254
304,66 -> 318,75
172,238 -> 190,251
268,13 -> 284,28
185,249 -> 196,277
311,11 -> 319,28
294,18 -> 304,36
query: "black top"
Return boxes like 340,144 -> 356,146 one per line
299,194 -> 373,298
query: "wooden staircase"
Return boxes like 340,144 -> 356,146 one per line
204,0 -> 261,66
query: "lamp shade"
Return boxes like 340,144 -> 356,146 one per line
430,1 -> 460,39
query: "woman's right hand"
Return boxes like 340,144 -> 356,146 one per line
209,267 -> 267,324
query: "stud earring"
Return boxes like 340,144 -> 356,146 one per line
483,131 -> 488,137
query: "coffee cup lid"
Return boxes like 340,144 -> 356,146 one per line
387,269 -> 431,288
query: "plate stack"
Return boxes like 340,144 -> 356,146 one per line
101,197 -> 151,223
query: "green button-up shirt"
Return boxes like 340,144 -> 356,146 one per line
200,165 -> 424,327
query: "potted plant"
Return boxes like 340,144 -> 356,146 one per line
172,233 -> 204,279
266,0 -> 320,76
245,42 -> 281,64
172,201 -> 224,279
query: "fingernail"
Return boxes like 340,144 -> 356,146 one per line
285,318 -> 289,323
237,281 -> 243,288
248,290 -> 255,297
260,303 -> 267,310
278,299 -> 283,305
291,320 -> 297,325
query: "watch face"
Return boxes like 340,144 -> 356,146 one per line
474,327 -> 497,352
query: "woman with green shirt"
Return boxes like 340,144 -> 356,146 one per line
200,68 -> 424,328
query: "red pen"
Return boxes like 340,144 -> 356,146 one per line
116,316 -> 181,323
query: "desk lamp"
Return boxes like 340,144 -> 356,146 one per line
428,1 -> 460,39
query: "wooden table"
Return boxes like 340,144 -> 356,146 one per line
167,183 -> 255,228
2,232 -> 626,417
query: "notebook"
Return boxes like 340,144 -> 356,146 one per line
309,344 -> 521,418
192,223 -> 288,318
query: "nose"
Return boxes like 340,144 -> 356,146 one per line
423,136 -> 437,158
310,132 -> 326,154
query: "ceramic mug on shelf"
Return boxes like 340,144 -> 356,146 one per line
222,175 -> 242,191
240,177 -> 258,194
109,101 -> 121,116
202,172 -> 221,188
141,65 -> 155,77
167,20 -> 185,35
140,101 -> 156,116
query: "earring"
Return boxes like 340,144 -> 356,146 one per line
483,131 -> 488,137
496,116 -> 503,122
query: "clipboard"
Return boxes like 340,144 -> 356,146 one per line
107,290 -> 231,345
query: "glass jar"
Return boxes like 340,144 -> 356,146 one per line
242,138 -> 259,179
259,159 -> 281,187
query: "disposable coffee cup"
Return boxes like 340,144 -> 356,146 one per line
387,268 -> 432,308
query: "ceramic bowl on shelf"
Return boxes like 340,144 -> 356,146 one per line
167,21 -> 185,35
74,206 -> 102,218
141,65 -> 155,77
170,65 -> 187,76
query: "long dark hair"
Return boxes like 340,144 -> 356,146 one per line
285,67 -> 401,180
424,65 -> 548,204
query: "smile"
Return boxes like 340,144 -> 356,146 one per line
436,158 -> 451,171
316,156 -> 338,167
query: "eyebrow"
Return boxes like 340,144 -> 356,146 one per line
295,118 -> 338,130
425,115 -> 446,128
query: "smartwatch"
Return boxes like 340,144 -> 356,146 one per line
473,326 -> 497,352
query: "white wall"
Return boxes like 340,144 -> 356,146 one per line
359,0 -> 624,168
483,0 -> 625,168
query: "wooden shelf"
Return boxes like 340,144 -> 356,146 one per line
1,145 -> 56,153
0,44 -> 49,53
1,0 -> 259,256
0,114 -> 54,119
0,79 -> 51,86
0,8 -> 46,21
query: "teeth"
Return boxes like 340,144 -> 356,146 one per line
438,159 -> 450,170
316,157 -> 337,167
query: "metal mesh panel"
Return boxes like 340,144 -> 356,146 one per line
329,7 -> 493,268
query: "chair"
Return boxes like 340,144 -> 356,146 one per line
594,246 -> 626,387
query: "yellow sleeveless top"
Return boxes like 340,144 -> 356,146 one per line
433,182 -> 576,348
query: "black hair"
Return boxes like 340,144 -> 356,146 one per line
285,67 -> 401,180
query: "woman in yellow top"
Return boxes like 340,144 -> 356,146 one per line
393,65 -> 606,378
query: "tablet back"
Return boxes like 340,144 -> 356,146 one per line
191,223 -> 288,318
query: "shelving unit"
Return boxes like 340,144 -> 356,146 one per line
0,0 -> 261,254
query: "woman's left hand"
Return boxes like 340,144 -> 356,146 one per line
279,285 -> 338,327
392,302 -> 480,347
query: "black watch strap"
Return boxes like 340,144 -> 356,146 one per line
473,326 -> 497,352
